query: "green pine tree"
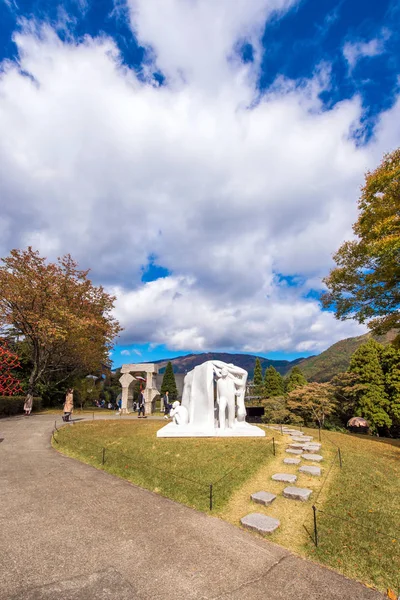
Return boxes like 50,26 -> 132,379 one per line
160,361 -> 178,400
264,366 -> 284,397
286,366 -> 307,393
349,339 -> 391,431
253,357 -> 264,400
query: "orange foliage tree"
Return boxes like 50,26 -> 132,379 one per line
0,248 -> 122,402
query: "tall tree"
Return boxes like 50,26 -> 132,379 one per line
322,148 -> 400,345
253,357 -> 264,400
287,382 -> 337,429
0,248 -> 121,402
330,371 -> 360,424
264,365 -> 284,397
286,366 -> 307,393
348,339 -> 391,430
381,345 -> 400,431
160,361 -> 178,400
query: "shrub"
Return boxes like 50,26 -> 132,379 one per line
0,396 -> 42,417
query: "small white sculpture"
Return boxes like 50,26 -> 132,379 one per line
169,401 -> 189,426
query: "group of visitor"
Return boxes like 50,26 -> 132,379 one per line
56,388 -> 171,421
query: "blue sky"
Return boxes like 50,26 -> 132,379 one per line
1,0 -> 399,367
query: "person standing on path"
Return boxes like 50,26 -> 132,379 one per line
138,391 -> 146,418
63,388 -> 74,422
23,394 -> 33,415
163,391 -> 170,419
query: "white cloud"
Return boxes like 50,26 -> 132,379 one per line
112,275 -> 366,353
343,29 -> 391,72
125,0 -> 299,91
0,7 -> 399,355
121,349 -> 131,356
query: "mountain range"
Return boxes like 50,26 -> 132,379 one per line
154,352 -> 305,377
151,330 -> 397,382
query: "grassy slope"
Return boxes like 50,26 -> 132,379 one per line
54,421 -> 400,594
306,429 -> 400,594
298,330 -> 397,382
54,420 -> 275,512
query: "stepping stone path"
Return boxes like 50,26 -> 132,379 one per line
283,486 -> 313,501
283,457 -> 301,465
272,473 -> 297,483
240,513 -> 280,534
250,491 -> 276,506
301,453 -> 323,462
299,465 -> 321,476
245,428 -> 325,536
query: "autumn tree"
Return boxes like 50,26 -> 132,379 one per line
0,248 -> 121,403
348,339 -> 391,431
330,371 -> 360,424
160,361 -> 178,400
287,382 -> 337,429
262,396 -> 289,424
264,365 -> 284,397
322,148 -> 400,345
286,366 -> 307,393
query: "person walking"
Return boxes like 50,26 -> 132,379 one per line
63,388 -> 74,422
23,394 -> 33,416
138,391 -> 146,418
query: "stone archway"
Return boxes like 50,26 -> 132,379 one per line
119,363 -> 159,415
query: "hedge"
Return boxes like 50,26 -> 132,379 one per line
0,396 -> 42,417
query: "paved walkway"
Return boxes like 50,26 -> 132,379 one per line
0,415 -> 383,600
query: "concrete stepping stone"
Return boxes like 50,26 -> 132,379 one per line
240,513 -> 280,534
286,448 -> 303,455
272,473 -> 297,483
283,486 -> 313,501
288,443 -> 305,449
301,453 -> 323,462
283,457 -> 301,465
291,436 -> 313,442
303,444 -> 321,452
250,491 -> 277,506
299,465 -> 321,476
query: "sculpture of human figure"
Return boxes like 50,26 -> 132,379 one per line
169,401 -> 189,426
212,362 -> 247,430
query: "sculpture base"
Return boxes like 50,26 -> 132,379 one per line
156,421 -> 265,438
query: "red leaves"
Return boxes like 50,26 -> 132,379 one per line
0,341 -> 23,396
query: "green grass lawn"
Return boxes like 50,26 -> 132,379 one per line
54,420 -> 400,594
54,420 -> 275,512
301,428 -> 400,595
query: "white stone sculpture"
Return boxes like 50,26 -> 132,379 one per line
169,401 -> 189,426
157,360 -> 265,438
